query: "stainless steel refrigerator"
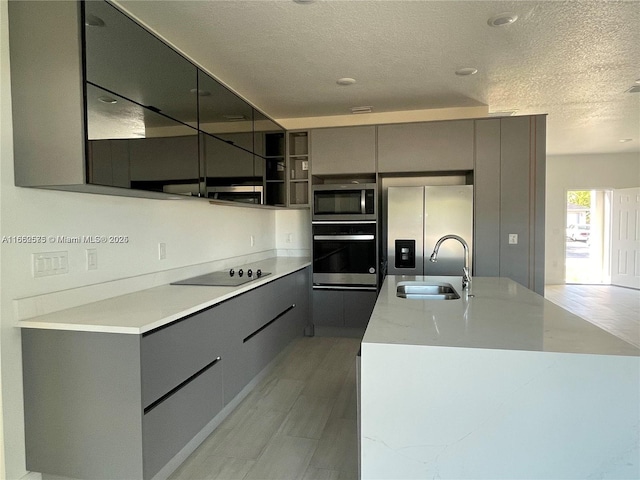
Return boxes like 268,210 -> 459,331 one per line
387,185 -> 473,276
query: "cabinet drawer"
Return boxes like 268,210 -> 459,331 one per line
141,308 -> 224,408
142,360 -> 223,480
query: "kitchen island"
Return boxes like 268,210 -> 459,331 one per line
361,275 -> 639,479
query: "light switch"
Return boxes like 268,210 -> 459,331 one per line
158,242 -> 166,260
508,234 -> 518,245
33,251 -> 69,277
86,249 -> 97,270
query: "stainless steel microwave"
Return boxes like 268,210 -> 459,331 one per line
312,183 -> 376,221
207,186 -> 263,204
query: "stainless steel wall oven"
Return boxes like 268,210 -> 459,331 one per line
312,221 -> 377,288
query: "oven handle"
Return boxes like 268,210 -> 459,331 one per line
313,235 -> 375,241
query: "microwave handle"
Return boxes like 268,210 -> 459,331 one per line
361,190 -> 366,215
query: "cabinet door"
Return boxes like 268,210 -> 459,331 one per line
343,290 -> 377,328
378,120 -> 474,172
129,135 -> 199,183
312,289 -> 344,326
84,1 -> 197,126
311,126 -> 376,175
474,119 -> 501,277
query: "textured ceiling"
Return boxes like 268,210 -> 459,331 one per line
114,0 -> 640,156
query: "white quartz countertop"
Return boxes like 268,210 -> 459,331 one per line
363,275 -> 639,356
17,257 -> 310,335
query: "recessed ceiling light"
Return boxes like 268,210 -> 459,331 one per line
487,13 -> 518,27
337,77 -> 356,86
455,67 -> 478,76
85,14 -> 105,27
350,106 -> 373,114
626,85 -> 640,93
619,138 -> 633,143
223,114 -> 247,121
488,110 -> 518,117
97,95 -> 117,104
190,88 -> 211,96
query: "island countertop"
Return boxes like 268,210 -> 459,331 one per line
363,275 -> 639,356
16,257 -> 310,335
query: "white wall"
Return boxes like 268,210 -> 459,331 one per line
0,4 -> 307,477
545,153 -> 640,285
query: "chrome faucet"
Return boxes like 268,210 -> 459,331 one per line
429,234 -> 471,290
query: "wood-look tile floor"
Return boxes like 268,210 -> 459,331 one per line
169,336 -> 361,480
545,284 -> 640,348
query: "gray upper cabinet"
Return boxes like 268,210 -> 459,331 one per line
311,126 -> 376,175
9,0 -> 283,203
377,120 -> 474,172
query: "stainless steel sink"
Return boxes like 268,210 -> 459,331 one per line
396,281 -> 460,300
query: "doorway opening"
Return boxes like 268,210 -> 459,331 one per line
565,190 -> 612,284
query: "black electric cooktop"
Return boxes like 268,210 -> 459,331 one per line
171,268 -> 270,287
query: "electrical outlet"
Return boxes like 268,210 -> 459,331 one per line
286,233 -> 293,244
33,251 -> 68,277
86,249 -> 98,270
158,242 -> 166,260
508,234 -> 518,245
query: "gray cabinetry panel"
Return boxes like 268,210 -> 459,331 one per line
9,0 -> 86,187
313,289 -> 376,328
499,116 -> 534,289
22,330 -> 144,480
312,289 -> 344,327
473,119 -> 501,277
141,309 -> 225,408
142,361 -> 223,480
215,295 -> 255,403
378,120 -> 474,172
344,291 -> 377,328
472,115 -> 545,294
311,126 -> 376,175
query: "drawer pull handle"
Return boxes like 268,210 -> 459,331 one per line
143,356 -> 222,415
243,304 -> 295,344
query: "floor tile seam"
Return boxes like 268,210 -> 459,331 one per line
247,432 -> 321,477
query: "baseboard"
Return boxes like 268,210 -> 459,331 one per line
314,326 -> 366,338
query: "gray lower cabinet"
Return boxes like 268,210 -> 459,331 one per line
21,267 -> 310,480
377,119 -> 474,172
310,126 -> 376,175
312,289 -> 377,328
